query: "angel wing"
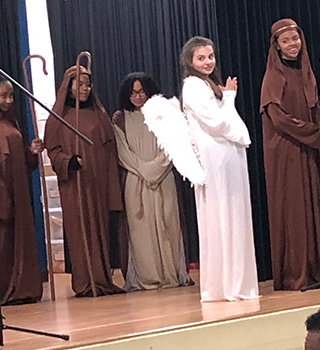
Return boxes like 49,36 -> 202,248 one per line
142,94 -> 205,186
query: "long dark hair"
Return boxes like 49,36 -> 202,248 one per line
181,36 -> 223,100
118,72 -> 160,112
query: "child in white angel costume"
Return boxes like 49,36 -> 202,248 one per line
143,36 -> 259,302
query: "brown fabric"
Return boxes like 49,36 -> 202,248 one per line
107,110 -> 130,278
260,19 -> 320,290
305,332 -> 320,350
44,74 -> 124,297
261,18 -> 318,112
0,113 -> 42,305
112,109 -> 192,281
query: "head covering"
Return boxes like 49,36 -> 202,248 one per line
260,18 -> 318,112
0,78 -> 19,129
45,67 -> 113,146
52,68 -> 106,117
0,106 -> 19,129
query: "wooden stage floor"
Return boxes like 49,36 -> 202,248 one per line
1,270 -> 320,350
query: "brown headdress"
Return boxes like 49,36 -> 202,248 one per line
45,67 -> 113,146
260,18 -> 318,112
0,77 -> 19,129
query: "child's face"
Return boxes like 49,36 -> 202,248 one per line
129,80 -> 148,110
71,74 -> 92,102
276,29 -> 301,60
0,81 -> 14,112
192,45 -> 216,76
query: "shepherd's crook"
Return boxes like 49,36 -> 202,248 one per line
75,51 -> 97,297
23,55 -> 56,301
0,68 -> 93,145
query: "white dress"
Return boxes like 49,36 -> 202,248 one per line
183,76 -> 259,301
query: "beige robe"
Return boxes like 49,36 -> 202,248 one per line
113,110 -> 191,291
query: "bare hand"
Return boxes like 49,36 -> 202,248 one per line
30,138 -> 44,155
219,76 -> 238,92
64,65 -> 88,80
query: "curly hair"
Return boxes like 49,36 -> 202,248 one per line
118,72 -> 160,112
306,309 -> 320,332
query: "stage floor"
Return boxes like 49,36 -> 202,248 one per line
1,270 -> 320,350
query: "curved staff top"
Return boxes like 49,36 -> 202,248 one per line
0,67 -> 93,145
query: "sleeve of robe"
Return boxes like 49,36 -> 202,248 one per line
113,124 -> 172,186
103,122 -> 123,211
44,72 -> 74,181
183,77 -> 250,146
44,118 -> 71,181
0,131 -> 38,220
0,135 -> 11,220
266,103 -> 320,148
311,102 -> 320,123
24,147 -> 38,174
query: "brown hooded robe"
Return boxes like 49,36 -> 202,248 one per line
0,111 -> 42,305
44,72 -> 123,296
260,19 -> 320,290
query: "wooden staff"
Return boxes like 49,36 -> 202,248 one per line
0,68 -> 93,145
75,52 -> 97,297
22,55 -> 56,301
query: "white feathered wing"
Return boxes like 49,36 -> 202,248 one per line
142,94 -> 205,186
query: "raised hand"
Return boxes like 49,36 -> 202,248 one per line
219,76 -> 238,92
64,65 -> 88,80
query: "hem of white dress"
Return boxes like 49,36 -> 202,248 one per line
201,294 -> 260,302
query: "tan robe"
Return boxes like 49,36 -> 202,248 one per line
0,118 -> 42,305
113,110 -> 192,291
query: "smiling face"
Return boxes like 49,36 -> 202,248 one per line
71,74 -> 92,102
0,81 -> 14,112
277,29 -> 302,60
192,45 -> 216,76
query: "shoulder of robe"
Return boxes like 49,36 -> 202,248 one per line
183,76 -> 212,95
112,109 -> 125,125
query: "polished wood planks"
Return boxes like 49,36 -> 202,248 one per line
2,270 -> 320,350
